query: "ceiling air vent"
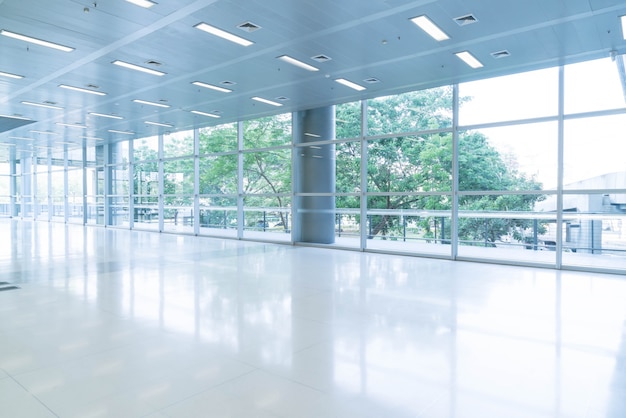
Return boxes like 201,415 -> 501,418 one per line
491,50 -> 511,59
311,54 -> 332,63
364,77 -> 380,84
237,21 -> 261,32
145,60 -> 162,66
86,84 -> 99,89
454,14 -> 478,26
275,96 -> 290,101
221,80 -> 237,86
43,100 -> 57,105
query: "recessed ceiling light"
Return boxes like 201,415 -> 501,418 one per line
145,121 -> 173,127
0,70 -> 24,79
410,16 -> 450,41
30,130 -> 58,135
191,110 -> 221,118
621,15 -> 626,40
455,51 -> 484,68
108,129 -> 135,135
21,101 -> 64,110
125,0 -> 157,8
59,84 -> 107,96
194,22 -> 254,47
112,60 -> 166,76
334,78 -> 366,91
132,99 -> 170,108
0,114 -> 31,121
251,96 -> 283,107
192,81 -> 232,93
0,29 -> 75,52
277,55 -> 319,72
88,112 -> 124,119
56,122 -> 87,129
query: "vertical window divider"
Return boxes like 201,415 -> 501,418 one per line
63,147 -> 69,224
128,139 -> 135,230
193,128 -> 200,236
82,145 -> 88,225
360,100 -> 368,251
237,121 -> 244,240
452,84 -> 460,260
158,133 -> 164,232
556,65 -> 565,269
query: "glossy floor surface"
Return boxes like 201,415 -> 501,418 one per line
1,219 -> 625,418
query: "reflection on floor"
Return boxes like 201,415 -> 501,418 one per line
1,219 -> 625,418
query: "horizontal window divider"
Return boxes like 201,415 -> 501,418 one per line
295,192 -> 337,197
367,191 -> 451,197
365,127 -> 454,142
563,107 -> 626,121
161,154 -> 195,161
459,189 -> 555,196
242,193 -> 291,198
562,188 -> 626,194
458,210 -> 564,220
133,158 -> 160,164
198,151 -> 238,157
241,145 -> 291,153
367,209 -> 451,216
243,207 -> 290,213
458,115 -> 559,132
198,194 -> 238,198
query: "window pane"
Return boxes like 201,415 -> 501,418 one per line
200,123 -> 238,153
565,57 -> 626,114
336,101 -> 361,139
199,197 -> 237,238
564,115 -> 626,189
164,130 -> 193,158
336,140 -> 360,194
243,150 -> 291,194
460,122 -> 557,190
134,136 -> 159,162
459,67 -> 558,125
199,154 -> 237,195
368,87 -> 453,136
244,114 -> 291,149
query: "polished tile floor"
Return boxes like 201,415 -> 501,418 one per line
1,219 -> 625,418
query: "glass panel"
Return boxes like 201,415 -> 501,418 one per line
198,196 -> 237,238
368,134 -> 452,193
67,168 -> 83,223
367,87 -> 453,136
559,193 -> 626,270
50,171 -> 64,221
199,154 -> 237,195
133,161 -> 159,230
564,114 -> 626,189
133,136 -> 159,162
460,122 -> 558,190
565,57 -> 626,114
110,196 -> 129,226
164,130 -> 193,158
200,123 -> 238,153
243,196 -> 291,241
366,195 -> 451,256
243,114 -> 291,149
336,140 -> 360,194
164,159 -> 194,196
459,67 -> 558,125
336,101 -> 362,139
243,149 -> 291,194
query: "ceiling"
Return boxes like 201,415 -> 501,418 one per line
1,0 -> 626,152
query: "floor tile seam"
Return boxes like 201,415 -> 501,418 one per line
8,374 -> 61,418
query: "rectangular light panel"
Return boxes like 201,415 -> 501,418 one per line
194,23 -> 254,47
125,0 -> 157,8
410,16 -> 450,41
112,60 -> 166,76
145,121 -> 173,128
0,70 -> 24,79
251,96 -> 283,107
334,78 -> 366,91
455,51 -> 484,68
191,110 -> 221,118
277,55 -> 319,72
622,15 -> 626,40
59,84 -> 107,96
192,81 -> 232,93
89,112 -> 123,120
21,101 -> 63,110
132,99 -> 170,108
0,29 -> 75,52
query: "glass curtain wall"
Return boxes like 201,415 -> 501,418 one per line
109,141 -> 130,227
85,145 -> 104,225
198,123 -> 238,238
242,114 -> 292,242
162,130 -> 194,234
34,148 -> 50,220
133,136 -> 160,231
67,147 -> 84,224
0,149 -> 10,217
50,148 -> 65,222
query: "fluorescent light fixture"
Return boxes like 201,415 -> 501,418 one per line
334,78 -> 366,91
455,51 -> 484,68
82,136 -> 104,141
621,15 -> 626,40
0,29 -> 75,52
108,129 -> 135,135
277,55 -> 319,71
0,114 -> 31,121
0,70 -> 24,79
191,110 -> 221,118
30,130 -> 58,135
112,60 -> 166,76
9,136 -> 33,141
410,15 -> 450,41
194,22 -> 254,47
88,112 -> 123,120
191,81 -> 232,93
251,96 -> 283,107
145,121 -> 173,128
56,122 -> 87,129
132,99 -> 170,108
21,101 -> 63,110
59,84 -> 107,96
125,0 -> 157,8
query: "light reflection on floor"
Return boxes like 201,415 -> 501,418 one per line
1,219 -> 625,418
